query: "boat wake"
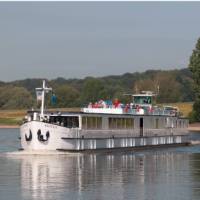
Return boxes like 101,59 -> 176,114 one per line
190,140 -> 200,145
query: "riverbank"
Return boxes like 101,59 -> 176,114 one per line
0,108 -> 80,127
0,125 -> 20,129
188,123 -> 200,132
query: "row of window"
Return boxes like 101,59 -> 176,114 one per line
82,117 -> 102,129
174,120 -> 187,128
48,116 -> 187,130
49,116 -> 79,128
81,116 -> 135,130
109,118 -> 134,129
81,117 -> 187,129
156,118 -> 187,129
164,118 -> 187,129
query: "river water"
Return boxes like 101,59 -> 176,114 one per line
1,129 -> 200,200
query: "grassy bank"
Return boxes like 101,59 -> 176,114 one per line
160,102 -> 193,118
0,102 -> 193,126
0,108 -> 81,126
0,110 -> 26,126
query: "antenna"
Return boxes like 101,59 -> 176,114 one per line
36,80 -> 52,118
157,85 -> 160,95
134,83 -> 138,93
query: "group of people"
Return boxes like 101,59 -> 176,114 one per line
87,99 -> 141,112
88,99 -> 123,109
87,99 -> 155,114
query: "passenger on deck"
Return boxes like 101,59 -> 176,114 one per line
105,100 -> 112,108
113,99 -> 120,108
101,101 -> 107,108
125,104 -> 130,112
98,100 -> 104,108
88,102 -> 93,108
93,102 -> 98,108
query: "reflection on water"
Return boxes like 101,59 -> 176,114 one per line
2,152 -> 199,200
1,129 -> 200,200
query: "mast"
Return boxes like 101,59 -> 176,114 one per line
36,80 -> 52,118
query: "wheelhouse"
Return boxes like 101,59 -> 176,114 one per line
132,91 -> 155,107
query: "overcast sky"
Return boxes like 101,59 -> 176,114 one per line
0,2 -> 199,81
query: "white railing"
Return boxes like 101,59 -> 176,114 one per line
82,107 -> 176,116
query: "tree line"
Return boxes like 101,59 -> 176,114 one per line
0,68 -> 194,109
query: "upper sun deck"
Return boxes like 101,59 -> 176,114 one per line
82,91 -> 180,117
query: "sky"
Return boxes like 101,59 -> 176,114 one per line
0,2 -> 200,81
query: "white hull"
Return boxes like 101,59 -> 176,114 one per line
20,121 -> 189,151
20,121 -> 78,150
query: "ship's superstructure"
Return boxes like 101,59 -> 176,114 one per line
20,80 -> 189,151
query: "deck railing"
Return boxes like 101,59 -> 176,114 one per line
82,107 -> 177,116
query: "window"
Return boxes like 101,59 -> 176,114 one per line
109,117 -> 134,129
126,118 -> 134,129
179,120 -> 182,128
116,118 -> 122,129
81,116 -> 102,129
97,117 -> 102,129
176,120 -> 178,128
134,96 -> 152,104
82,116 -> 87,129
49,116 -> 79,128
155,118 -> 159,129
87,117 -> 93,129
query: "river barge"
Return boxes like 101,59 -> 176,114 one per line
20,81 -> 189,151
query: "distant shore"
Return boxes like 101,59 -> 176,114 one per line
0,125 -> 20,129
188,123 -> 200,132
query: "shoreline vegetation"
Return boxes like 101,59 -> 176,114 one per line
0,68 -> 194,110
0,102 -> 199,131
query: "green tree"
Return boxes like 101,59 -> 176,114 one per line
156,73 -> 182,103
80,78 -> 109,104
0,86 -> 34,109
133,72 -> 182,103
189,38 -> 200,121
53,85 -> 80,107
